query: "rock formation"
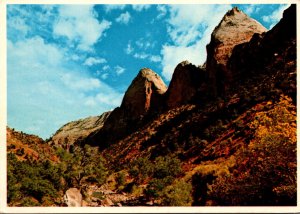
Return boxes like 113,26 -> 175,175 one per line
120,68 -> 167,118
230,5 -> 296,66
51,6 -> 296,152
206,7 -> 267,96
87,68 -> 167,148
228,4 -> 296,99
166,61 -> 206,109
64,188 -> 82,207
48,111 -> 111,149
7,5 -> 297,207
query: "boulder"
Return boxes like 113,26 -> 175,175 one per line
64,188 -> 82,207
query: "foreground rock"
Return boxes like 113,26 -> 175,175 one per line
64,188 -> 82,207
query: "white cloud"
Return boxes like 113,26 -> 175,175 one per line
262,4 -> 289,29
133,52 -> 148,59
125,41 -> 134,54
161,4 -> 231,80
61,73 -> 101,91
166,5 -> 230,46
101,73 -> 109,80
135,38 -> 154,50
156,5 -> 167,19
102,65 -> 110,71
241,4 -> 262,16
115,66 -> 125,75
126,38 -> 159,62
84,57 -> 107,66
53,5 -> 112,51
7,36 -> 123,138
8,16 -> 29,36
161,45 -> 201,80
70,54 -> 80,61
8,37 -> 63,68
116,11 -> 131,24
104,4 -> 126,12
95,92 -> 123,106
133,52 -> 161,63
149,55 -> 161,63
132,5 -> 151,11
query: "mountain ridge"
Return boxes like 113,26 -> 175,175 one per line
7,5 -> 297,207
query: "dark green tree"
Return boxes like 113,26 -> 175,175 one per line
57,144 -> 108,189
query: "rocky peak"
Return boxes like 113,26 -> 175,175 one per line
121,68 -> 167,119
48,111 -> 111,149
86,68 -> 167,148
166,61 -> 205,109
206,7 -> 267,96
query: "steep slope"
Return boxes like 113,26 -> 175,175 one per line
228,4 -> 296,100
7,127 -> 58,162
48,111 -> 111,149
100,5 -> 296,206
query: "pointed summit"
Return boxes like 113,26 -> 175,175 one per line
206,7 -> 267,96
166,61 -> 205,109
121,68 -> 167,118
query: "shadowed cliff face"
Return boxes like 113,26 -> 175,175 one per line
206,7 -> 267,97
165,61 -> 206,109
228,5 -> 296,100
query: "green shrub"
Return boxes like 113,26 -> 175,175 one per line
16,148 -> 24,156
7,153 -> 60,206
161,180 -> 193,206
116,171 -> 126,187
56,145 -> 108,188
129,157 -> 154,184
92,191 -> 105,200
19,197 -> 40,207
153,156 -> 182,179
144,176 -> 173,199
144,155 -> 183,202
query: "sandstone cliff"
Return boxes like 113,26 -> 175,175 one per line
87,68 -> 167,148
120,68 -> 167,118
165,61 -> 206,109
206,7 -> 267,96
48,111 -> 111,149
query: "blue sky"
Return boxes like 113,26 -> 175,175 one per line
7,4 -> 289,139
